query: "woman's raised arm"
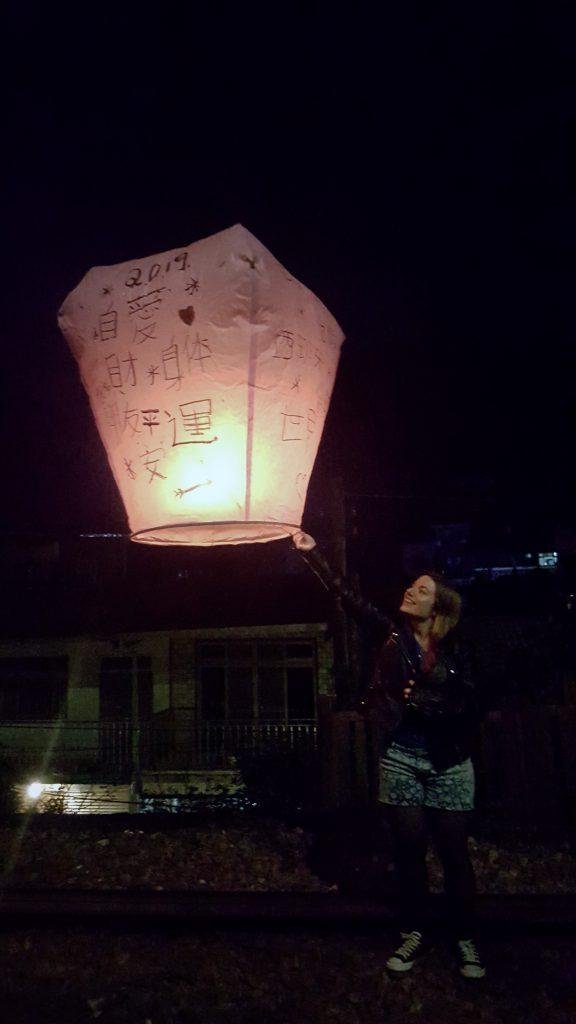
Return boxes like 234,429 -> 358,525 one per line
291,531 -> 392,633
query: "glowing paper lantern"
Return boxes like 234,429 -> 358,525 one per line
58,225 -> 344,546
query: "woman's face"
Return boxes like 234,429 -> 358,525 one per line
399,575 -> 437,620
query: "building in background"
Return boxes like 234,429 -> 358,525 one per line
0,532 -> 334,809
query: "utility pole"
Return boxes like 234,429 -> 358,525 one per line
130,658 -> 142,810
329,475 -> 361,709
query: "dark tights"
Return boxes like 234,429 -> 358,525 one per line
386,805 -> 477,939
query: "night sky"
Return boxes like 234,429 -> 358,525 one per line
2,6 -> 575,544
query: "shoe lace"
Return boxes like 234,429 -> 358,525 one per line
397,932 -> 422,956
458,939 -> 481,963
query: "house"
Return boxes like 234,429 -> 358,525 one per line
0,532 -> 336,810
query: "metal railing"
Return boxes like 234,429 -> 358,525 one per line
0,718 -> 318,779
197,719 -> 317,769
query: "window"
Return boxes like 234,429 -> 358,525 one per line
198,640 -> 316,721
0,657 -> 68,720
99,656 -> 153,720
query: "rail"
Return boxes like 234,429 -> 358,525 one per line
0,718 -> 318,779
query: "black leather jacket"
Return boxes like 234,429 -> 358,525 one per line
362,626 -> 480,770
297,545 -> 481,770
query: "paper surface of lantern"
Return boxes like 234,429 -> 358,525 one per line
58,225 -> 344,545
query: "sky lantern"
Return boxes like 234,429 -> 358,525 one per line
58,225 -> 344,546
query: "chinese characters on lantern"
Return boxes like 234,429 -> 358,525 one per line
59,225 -> 344,546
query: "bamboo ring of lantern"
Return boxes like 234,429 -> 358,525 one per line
58,225 -> 344,546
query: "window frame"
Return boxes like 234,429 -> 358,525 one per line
99,655 -> 153,721
0,656 -> 69,721
197,638 -> 317,722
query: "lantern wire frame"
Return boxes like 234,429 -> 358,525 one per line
130,521 -> 302,546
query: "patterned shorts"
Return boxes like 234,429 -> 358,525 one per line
379,741 -> 475,811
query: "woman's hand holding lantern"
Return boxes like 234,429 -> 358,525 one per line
292,531 -> 317,552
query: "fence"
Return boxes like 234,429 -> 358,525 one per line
318,705 -> 576,829
0,718 -> 318,780
475,707 -> 576,826
1,710 -> 574,827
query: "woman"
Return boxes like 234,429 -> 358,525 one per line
292,531 -> 486,980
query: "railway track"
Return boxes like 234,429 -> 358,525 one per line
0,890 -> 574,932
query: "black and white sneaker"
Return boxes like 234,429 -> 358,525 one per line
456,938 -> 486,979
386,931 -> 431,973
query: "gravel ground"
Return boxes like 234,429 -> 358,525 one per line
0,925 -> 574,1024
0,817 -> 331,892
0,815 -> 574,1023
0,816 -> 574,894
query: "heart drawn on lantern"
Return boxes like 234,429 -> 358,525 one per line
58,225 -> 345,548
178,306 -> 196,326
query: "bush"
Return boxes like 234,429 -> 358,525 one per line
140,788 -> 257,815
236,739 -> 321,818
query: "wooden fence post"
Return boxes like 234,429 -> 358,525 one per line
317,693 -> 337,809
318,705 -> 381,810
